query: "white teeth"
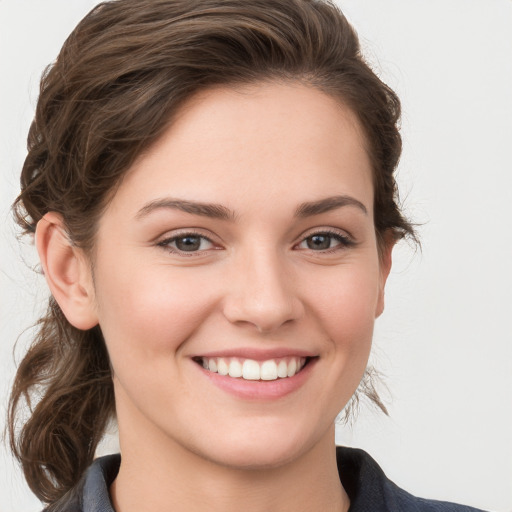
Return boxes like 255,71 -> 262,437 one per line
217,358 -> 229,376
208,359 -> 218,373
260,360 -> 278,380
242,359 -> 260,380
228,360 -> 243,378
287,358 -> 297,378
200,356 -> 307,381
277,360 -> 288,378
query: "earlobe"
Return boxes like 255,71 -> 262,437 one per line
375,233 -> 395,318
36,212 -> 98,330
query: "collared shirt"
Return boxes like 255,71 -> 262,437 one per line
46,447 -> 487,512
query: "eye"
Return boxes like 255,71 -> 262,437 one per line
158,232 -> 216,254
296,230 -> 353,252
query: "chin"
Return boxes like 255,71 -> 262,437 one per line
187,418 -> 324,471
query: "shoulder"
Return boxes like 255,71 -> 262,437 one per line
42,454 -> 120,512
336,446 -> 488,512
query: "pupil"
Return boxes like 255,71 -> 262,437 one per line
307,234 -> 330,250
176,236 -> 201,251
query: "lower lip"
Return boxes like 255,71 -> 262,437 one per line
197,358 -> 317,400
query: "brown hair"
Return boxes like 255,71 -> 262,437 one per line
8,0 -> 415,505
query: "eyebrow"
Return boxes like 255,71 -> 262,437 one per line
294,195 -> 367,217
136,194 -> 367,221
136,198 -> 236,221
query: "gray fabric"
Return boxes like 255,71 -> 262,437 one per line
81,454 -> 120,512
47,447 -> 488,512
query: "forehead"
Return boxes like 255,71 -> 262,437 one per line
107,82 -> 374,219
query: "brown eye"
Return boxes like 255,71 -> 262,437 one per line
158,233 -> 215,253
306,234 -> 333,250
297,231 -> 354,252
175,235 -> 202,252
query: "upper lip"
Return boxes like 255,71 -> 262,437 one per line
190,348 -> 317,361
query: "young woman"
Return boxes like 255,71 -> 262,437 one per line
6,1 -> 491,511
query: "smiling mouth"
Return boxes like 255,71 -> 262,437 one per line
193,356 -> 313,381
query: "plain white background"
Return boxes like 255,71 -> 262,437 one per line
1,1 -> 511,511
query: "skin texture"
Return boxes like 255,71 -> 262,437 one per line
36,82 -> 393,512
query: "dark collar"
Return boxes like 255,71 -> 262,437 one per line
336,447 -> 485,512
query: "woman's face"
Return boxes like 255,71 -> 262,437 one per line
88,82 -> 392,468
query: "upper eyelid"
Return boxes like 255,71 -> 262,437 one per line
155,228 -> 219,244
297,226 -> 353,241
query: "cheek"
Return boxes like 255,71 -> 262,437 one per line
93,261 -> 218,360
306,261 -> 381,347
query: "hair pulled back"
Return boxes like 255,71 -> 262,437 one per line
9,0 -> 415,505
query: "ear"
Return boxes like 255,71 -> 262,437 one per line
375,231 -> 395,318
36,212 -> 99,330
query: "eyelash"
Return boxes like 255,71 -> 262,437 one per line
156,229 -> 355,256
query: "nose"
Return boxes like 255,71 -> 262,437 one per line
222,247 -> 304,334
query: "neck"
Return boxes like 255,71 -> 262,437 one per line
111,417 -> 349,512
